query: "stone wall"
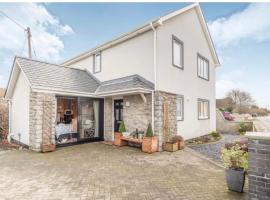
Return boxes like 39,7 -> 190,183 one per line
246,132 -> 270,200
29,92 -> 56,151
154,91 -> 177,151
104,97 -> 113,141
123,94 -> 152,133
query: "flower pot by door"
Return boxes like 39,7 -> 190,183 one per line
41,144 -> 56,153
225,168 -> 245,193
142,136 -> 158,153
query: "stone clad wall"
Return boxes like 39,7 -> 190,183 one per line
104,97 -> 113,141
154,91 -> 177,151
247,132 -> 270,200
123,94 -> 152,133
29,92 -> 56,151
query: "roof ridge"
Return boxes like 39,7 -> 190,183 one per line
61,3 -> 199,66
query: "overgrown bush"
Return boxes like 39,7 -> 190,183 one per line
118,121 -> 126,133
238,122 -> 250,135
146,123 -> 153,137
225,138 -> 248,152
221,144 -> 248,171
210,131 -> 220,139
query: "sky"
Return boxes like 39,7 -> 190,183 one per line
0,2 -> 269,108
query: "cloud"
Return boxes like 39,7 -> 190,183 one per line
208,3 -> 270,48
0,3 -> 74,61
216,69 -> 246,98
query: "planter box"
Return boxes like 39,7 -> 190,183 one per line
164,142 -> 178,152
41,144 -> 56,153
114,132 -> 127,146
178,140 -> 185,150
142,136 -> 158,153
225,168 -> 245,193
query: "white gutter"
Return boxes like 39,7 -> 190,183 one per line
95,88 -> 153,97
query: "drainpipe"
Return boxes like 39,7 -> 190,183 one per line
150,22 -> 157,132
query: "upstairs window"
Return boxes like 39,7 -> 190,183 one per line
172,35 -> 184,69
197,54 -> 209,80
94,52 -> 101,73
198,99 -> 209,120
177,96 -> 184,121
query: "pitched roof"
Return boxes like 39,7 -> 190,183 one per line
16,57 -> 100,94
97,75 -> 154,93
5,57 -> 153,98
62,3 -> 220,67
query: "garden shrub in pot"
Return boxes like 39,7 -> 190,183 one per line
114,121 -> 127,146
221,143 -> 248,193
142,123 -> 158,153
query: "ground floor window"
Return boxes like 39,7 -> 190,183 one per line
198,99 -> 209,120
56,97 -> 103,145
177,95 -> 184,121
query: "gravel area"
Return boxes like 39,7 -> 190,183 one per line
188,133 -> 243,163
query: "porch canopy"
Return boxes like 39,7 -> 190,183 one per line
5,56 -> 154,99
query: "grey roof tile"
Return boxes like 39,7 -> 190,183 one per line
15,57 -> 154,95
16,57 -> 99,93
97,75 -> 154,93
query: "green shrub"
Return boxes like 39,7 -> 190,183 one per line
118,121 -> 126,133
210,131 -> 220,139
238,123 -> 249,134
146,123 -> 154,137
221,144 -> 248,171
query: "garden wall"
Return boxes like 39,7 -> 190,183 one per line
216,110 -> 253,134
246,132 -> 270,200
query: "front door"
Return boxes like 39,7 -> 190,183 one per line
114,99 -> 123,132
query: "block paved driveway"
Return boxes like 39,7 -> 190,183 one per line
0,143 -> 247,200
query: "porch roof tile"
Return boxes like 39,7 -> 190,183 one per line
16,57 -> 100,94
15,57 -> 154,95
96,75 -> 154,93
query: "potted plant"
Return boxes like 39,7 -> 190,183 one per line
221,143 -> 248,193
164,139 -> 178,152
114,121 -> 127,146
142,123 -> 158,153
172,135 -> 185,150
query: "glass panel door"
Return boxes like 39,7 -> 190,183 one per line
78,98 -> 100,140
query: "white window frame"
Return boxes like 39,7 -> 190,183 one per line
93,52 -> 101,73
172,35 -> 184,69
198,99 -> 210,120
197,54 -> 209,80
177,95 -> 184,121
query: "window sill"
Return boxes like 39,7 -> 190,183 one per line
198,75 -> 209,81
198,117 -> 210,120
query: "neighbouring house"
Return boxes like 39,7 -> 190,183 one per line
4,3 -> 220,152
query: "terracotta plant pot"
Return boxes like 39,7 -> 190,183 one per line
142,136 -> 158,153
114,132 -> 127,146
164,142 -> 178,152
41,144 -> 56,153
178,140 -> 185,150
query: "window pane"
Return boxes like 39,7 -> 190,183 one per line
177,97 -> 183,120
198,55 -> 209,80
94,53 -> 101,72
173,40 -> 181,67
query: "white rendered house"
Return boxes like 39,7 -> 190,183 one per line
5,3 -> 220,151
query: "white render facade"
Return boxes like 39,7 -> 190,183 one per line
63,3 -> 219,140
5,3 -> 219,151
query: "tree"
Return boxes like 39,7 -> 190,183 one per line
226,89 -> 254,114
